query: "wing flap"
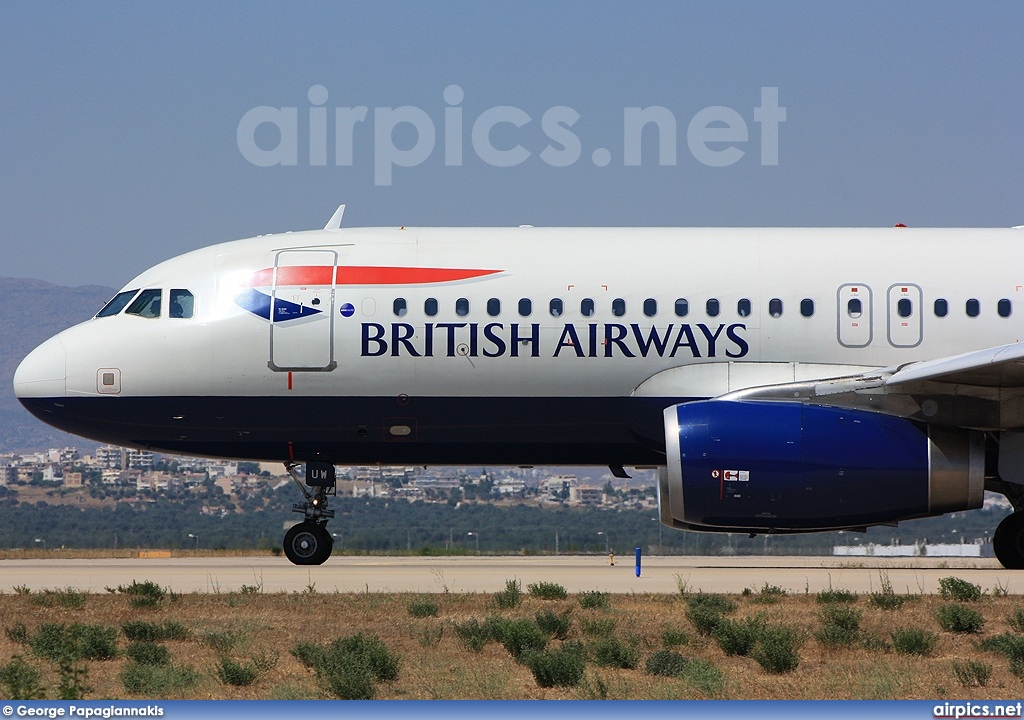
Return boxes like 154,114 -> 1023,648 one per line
886,342 -> 1024,388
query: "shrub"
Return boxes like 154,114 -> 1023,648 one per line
0,655 -> 45,700
870,591 -> 907,610
645,649 -> 688,677
685,593 -> 737,614
578,591 -> 611,610
30,623 -> 118,662
938,577 -> 982,602
6,622 -> 29,645
452,619 -> 490,652
579,617 -> 616,638
528,581 -> 568,600
661,627 -> 689,648
200,629 -> 243,653
120,662 -> 199,694
751,625 -> 801,673
535,609 -> 572,640
406,598 -> 439,618
217,657 -> 258,686
687,605 -> 727,636
870,573 -> 911,610
121,621 -> 188,642
891,627 -> 937,656
1008,608 -> 1024,633
752,583 -> 787,603
112,580 -> 167,608
125,641 -> 170,666
980,633 -> 1024,667
590,636 -> 639,669
952,659 -> 992,687
493,579 -> 523,609
492,618 -> 548,662
713,616 -> 763,656
816,588 -> 858,604
291,633 -> 399,700
332,634 -> 400,682
33,587 -> 86,609
525,647 -> 586,687
816,605 -> 862,647
57,658 -> 90,700
936,603 -> 985,634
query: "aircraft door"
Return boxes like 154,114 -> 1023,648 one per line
887,284 -> 923,348
837,284 -> 872,348
269,249 -> 338,371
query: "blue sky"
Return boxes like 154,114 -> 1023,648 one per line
2,1 -> 1022,288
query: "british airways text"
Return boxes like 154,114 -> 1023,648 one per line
360,322 -> 749,359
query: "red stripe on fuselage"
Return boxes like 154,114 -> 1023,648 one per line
248,266 -> 500,287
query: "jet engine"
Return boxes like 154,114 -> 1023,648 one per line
658,400 -> 984,532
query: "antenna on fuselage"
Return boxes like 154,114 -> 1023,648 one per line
325,204 -> 346,230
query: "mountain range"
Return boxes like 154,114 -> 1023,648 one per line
0,277 -> 115,451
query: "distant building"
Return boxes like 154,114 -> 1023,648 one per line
577,486 -> 604,505
63,472 -> 83,488
96,446 -> 124,469
126,450 -> 154,470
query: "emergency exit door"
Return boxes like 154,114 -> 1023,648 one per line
887,284 -> 923,348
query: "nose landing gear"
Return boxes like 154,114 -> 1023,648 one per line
282,461 -> 336,566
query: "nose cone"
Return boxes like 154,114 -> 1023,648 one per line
13,334 -> 67,408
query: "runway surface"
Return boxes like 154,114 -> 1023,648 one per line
0,555 -> 1015,595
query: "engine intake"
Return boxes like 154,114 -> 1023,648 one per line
658,400 -> 984,532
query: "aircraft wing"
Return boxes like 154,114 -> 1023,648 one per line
885,341 -> 1024,388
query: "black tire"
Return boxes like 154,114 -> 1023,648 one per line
283,522 -> 333,565
993,512 -> 1024,569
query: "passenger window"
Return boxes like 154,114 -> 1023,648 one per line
644,298 -> 657,317
125,289 -> 162,318
169,289 -> 194,319
550,298 -> 563,317
581,298 -> 595,317
847,298 -> 862,318
897,298 -> 912,318
487,298 -> 500,317
456,298 -> 470,317
800,298 -> 814,317
768,298 -> 783,317
999,299 -> 1012,318
966,299 -> 980,318
706,299 -> 720,317
393,298 -> 407,317
934,299 -> 948,317
674,298 -> 689,317
518,298 -> 532,317
737,299 -> 751,317
424,298 -> 438,317
612,298 -> 626,317
97,289 -> 139,318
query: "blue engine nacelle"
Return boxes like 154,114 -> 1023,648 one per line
658,400 -> 984,532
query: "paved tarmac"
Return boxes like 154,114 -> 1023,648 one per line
0,555 -> 1016,595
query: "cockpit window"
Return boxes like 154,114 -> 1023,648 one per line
169,289 -> 194,319
96,289 -> 139,318
125,289 -> 162,318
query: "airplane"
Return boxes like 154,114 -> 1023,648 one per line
13,206 -> 1024,568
